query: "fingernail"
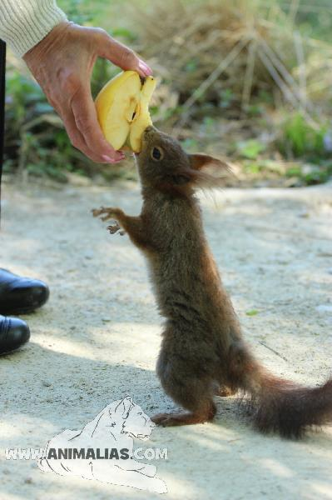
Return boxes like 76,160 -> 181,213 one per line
102,155 -> 116,163
138,60 -> 152,76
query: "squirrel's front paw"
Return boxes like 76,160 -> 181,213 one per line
92,206 -> 122,222
107,222 -> 125,236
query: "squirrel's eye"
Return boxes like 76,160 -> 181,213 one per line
151,147 -> 163,161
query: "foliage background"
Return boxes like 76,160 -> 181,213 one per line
4,0 -> 332,186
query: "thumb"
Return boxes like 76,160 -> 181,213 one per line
98,33 -> 152,77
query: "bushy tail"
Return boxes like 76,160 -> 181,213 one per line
228,341 -> 332,439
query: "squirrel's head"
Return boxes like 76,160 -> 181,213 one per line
135,127 -> 232,195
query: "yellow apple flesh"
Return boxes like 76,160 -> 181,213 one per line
129,76 -> 156,153
95,71 -> 156,153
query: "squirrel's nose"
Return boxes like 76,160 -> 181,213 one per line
144,126 -> 154,137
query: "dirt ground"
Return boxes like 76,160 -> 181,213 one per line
0,178 -> 332,500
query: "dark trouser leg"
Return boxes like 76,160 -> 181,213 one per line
0,44 -> 49,316
0,42 -> 30,355
0,42 -> 43,354
0,40 -> 6,220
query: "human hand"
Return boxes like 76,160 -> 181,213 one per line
23,21 -> 152,164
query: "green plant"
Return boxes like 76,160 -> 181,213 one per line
280,113 -> 328,158
237,139 -> 266,160
286,161 -> 332,186
5,69 -> 98,181
180,137 -> 200,152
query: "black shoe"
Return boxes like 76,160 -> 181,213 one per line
0,315 -> 30,355
0,269 -> 50,315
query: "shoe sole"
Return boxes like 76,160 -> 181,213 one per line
0,344 -> 29,356
0,305 -> 47,315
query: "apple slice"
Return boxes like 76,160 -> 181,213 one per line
95,71 -> 140,150
129,76 -> 156,153
95,71 -> 156,153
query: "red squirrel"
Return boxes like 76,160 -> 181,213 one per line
93,126 -> 332,439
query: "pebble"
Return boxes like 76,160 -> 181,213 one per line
84,250 -> 94,260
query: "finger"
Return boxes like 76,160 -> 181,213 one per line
137,58 -> 153,78
70,87 -> 125,162
61,108 -> 123,164
98,34 -> 152,77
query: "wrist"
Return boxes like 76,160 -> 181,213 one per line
23,21 -> 72,65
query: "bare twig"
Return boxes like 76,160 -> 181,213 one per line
258,341 -> 289,363
288,0 -> 300,28
241,39 -> 257,110
259,36 -> 313,113
257,49 -> 318,128
173,38 -> 249,133
294,30 -> 307,107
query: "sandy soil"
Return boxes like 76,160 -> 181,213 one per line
0,178 -> 332,500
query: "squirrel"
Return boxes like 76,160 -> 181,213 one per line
93,126 -> 332,439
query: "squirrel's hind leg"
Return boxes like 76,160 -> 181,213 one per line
153,355 -> 217,426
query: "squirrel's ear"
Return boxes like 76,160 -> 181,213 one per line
188,153 -> 233,189
189,153 -> 231,173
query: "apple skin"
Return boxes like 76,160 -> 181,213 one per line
95,71 -> 156,153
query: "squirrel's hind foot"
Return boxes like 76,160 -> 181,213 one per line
216,386 -> 237,397
152,405 -> 216,427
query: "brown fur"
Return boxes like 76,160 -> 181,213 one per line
93,127 -> 332,439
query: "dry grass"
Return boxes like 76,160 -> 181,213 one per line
131,0 -> 332,127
